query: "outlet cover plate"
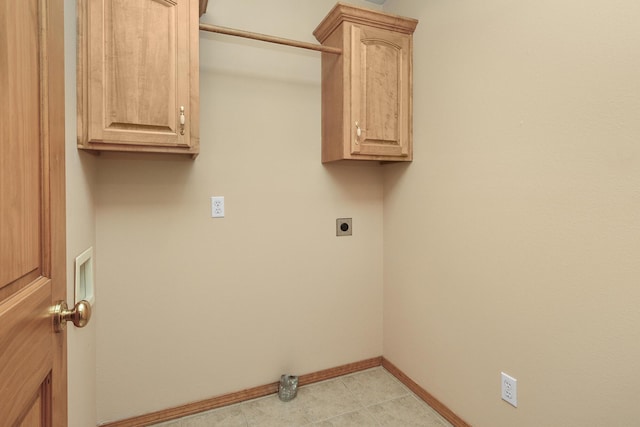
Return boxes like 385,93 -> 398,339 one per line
211,196 -> 224,218
501,372 -> 518,407
336,218 -> 352,236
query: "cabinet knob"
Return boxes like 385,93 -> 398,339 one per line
355,121 -> 362,144
179,106 -> 186,135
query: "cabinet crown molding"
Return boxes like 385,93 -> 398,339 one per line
313,2 -> 418,43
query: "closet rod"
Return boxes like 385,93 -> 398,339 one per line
199,23 -> 342,55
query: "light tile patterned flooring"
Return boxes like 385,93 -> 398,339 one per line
153,367 -> 452,427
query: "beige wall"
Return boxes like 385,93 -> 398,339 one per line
383,1 -> 640,426
94,0 -> 384,423
64,0 -> 98,425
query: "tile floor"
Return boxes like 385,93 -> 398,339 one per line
153,367 -> 453,427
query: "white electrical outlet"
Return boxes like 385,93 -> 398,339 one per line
211,196 -> 224,218
501,372 -> 518,407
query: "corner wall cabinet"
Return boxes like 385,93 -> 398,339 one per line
77,0 -> 200,157
314,4 -> 418,163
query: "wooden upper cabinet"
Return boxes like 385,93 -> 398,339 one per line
314,4 -> 418,162
78,0 -> 199,157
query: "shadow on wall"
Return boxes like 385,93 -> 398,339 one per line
322,160 -> 413,204
199,32 -> 321,86
379,161 -> 412,197
95,152 -> 196,207
322,161 -> 389,203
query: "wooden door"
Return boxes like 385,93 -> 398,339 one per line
350,25 -> 412,159
0,0 -> 67,425
85,0 -> 192,149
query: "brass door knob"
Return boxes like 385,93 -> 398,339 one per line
53,300 -> 92,333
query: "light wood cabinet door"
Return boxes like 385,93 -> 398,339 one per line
314,4 -> 417,163
78,0 -> 199,156
350,24 -> 411,159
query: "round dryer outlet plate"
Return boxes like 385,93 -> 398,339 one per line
336,218 -> 352,236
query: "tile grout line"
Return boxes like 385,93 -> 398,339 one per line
299,369 -> 404,426
304,376 -> 369,425
155,365 -> 451,427
304,370 -> 413,426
